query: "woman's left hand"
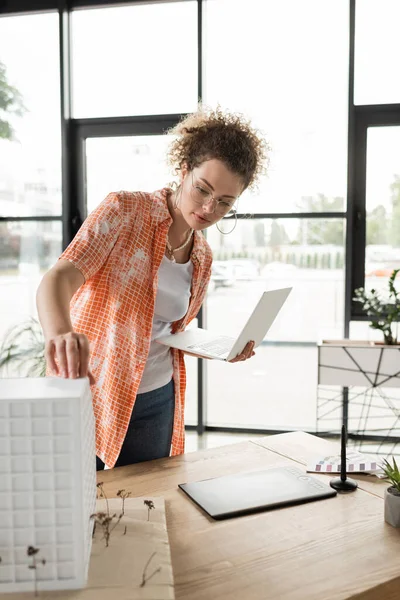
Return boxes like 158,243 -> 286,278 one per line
228,340 -> 256,363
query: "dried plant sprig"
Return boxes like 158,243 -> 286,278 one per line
93,483 -> 109,540
140,552 -> 161,588
96,482 -> 110,516
107,489 -> 132,537
27,546 -> 46,597
116,489 -> 131,517
110,490 -> 131,535
90,512 -> 117,547
144,499 -> 155,521
92,486 -> 133,545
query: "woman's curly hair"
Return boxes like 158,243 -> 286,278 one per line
167,105 -> 270,191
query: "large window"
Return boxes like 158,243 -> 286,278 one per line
203,0 -> 349,214
365,127 -> 400,291
1,0 -> 399,440
0,13 -> 61,217
0,221 -> 62,342
85,135 -> 174,213
71,2 -> 198,118
355,0 -> 400,105
203,0 -> 349,430
206,218 -> 345,430
0,12 -> 62,340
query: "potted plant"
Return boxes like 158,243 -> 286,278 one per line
381,457 -> 400,528
353,268 -> 400,345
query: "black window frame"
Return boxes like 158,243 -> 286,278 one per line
2,0 -> 400,437
351,104 -> 400,320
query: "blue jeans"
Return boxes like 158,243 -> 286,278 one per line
96,379 -> 175,470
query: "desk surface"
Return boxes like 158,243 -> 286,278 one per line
99,432 -> 400,600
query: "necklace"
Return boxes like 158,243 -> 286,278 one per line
166,228 -> 194,262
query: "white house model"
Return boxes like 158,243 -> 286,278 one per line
0,377 -> 96,594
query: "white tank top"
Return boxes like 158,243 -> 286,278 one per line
137,254 -> 193,394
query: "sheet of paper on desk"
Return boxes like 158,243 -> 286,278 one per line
87,496 -> 175,599
306,450 -> 385,477
0,497 -> 175,600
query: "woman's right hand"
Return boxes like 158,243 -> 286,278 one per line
45,331 -> 96,385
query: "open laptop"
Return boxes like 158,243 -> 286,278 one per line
178,466 -> 337,520
157,287 -> 292,361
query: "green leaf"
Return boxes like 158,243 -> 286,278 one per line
381,457 -> 400,491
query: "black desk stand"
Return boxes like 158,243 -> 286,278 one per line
330,424 -> 358,492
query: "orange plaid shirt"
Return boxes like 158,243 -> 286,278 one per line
60,188 -> 212,468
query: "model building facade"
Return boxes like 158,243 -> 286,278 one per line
0,377 -> 96,593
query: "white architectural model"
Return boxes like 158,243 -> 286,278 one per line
0,377 -> 96,594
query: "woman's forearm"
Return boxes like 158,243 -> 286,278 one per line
36,270 -> 76,341
36,265 -> 93,381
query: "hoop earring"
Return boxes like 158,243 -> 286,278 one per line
216,210 -> 237,235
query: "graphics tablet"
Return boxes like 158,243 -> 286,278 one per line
178,466 -> 337,520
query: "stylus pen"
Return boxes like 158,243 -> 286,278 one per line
340,424 -> 347,481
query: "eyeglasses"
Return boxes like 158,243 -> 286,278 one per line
189,172 -> 237,217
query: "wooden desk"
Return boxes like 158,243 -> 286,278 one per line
99,432 -> 400,600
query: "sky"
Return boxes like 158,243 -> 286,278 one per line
0,0 -> 399,220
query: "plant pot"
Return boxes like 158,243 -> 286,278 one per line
318,340 -> 400,387
384,486 -> 400,528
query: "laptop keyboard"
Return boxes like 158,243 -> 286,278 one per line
187,336 -> 234,356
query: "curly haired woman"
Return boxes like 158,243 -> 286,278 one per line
36,106 -> 269,470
